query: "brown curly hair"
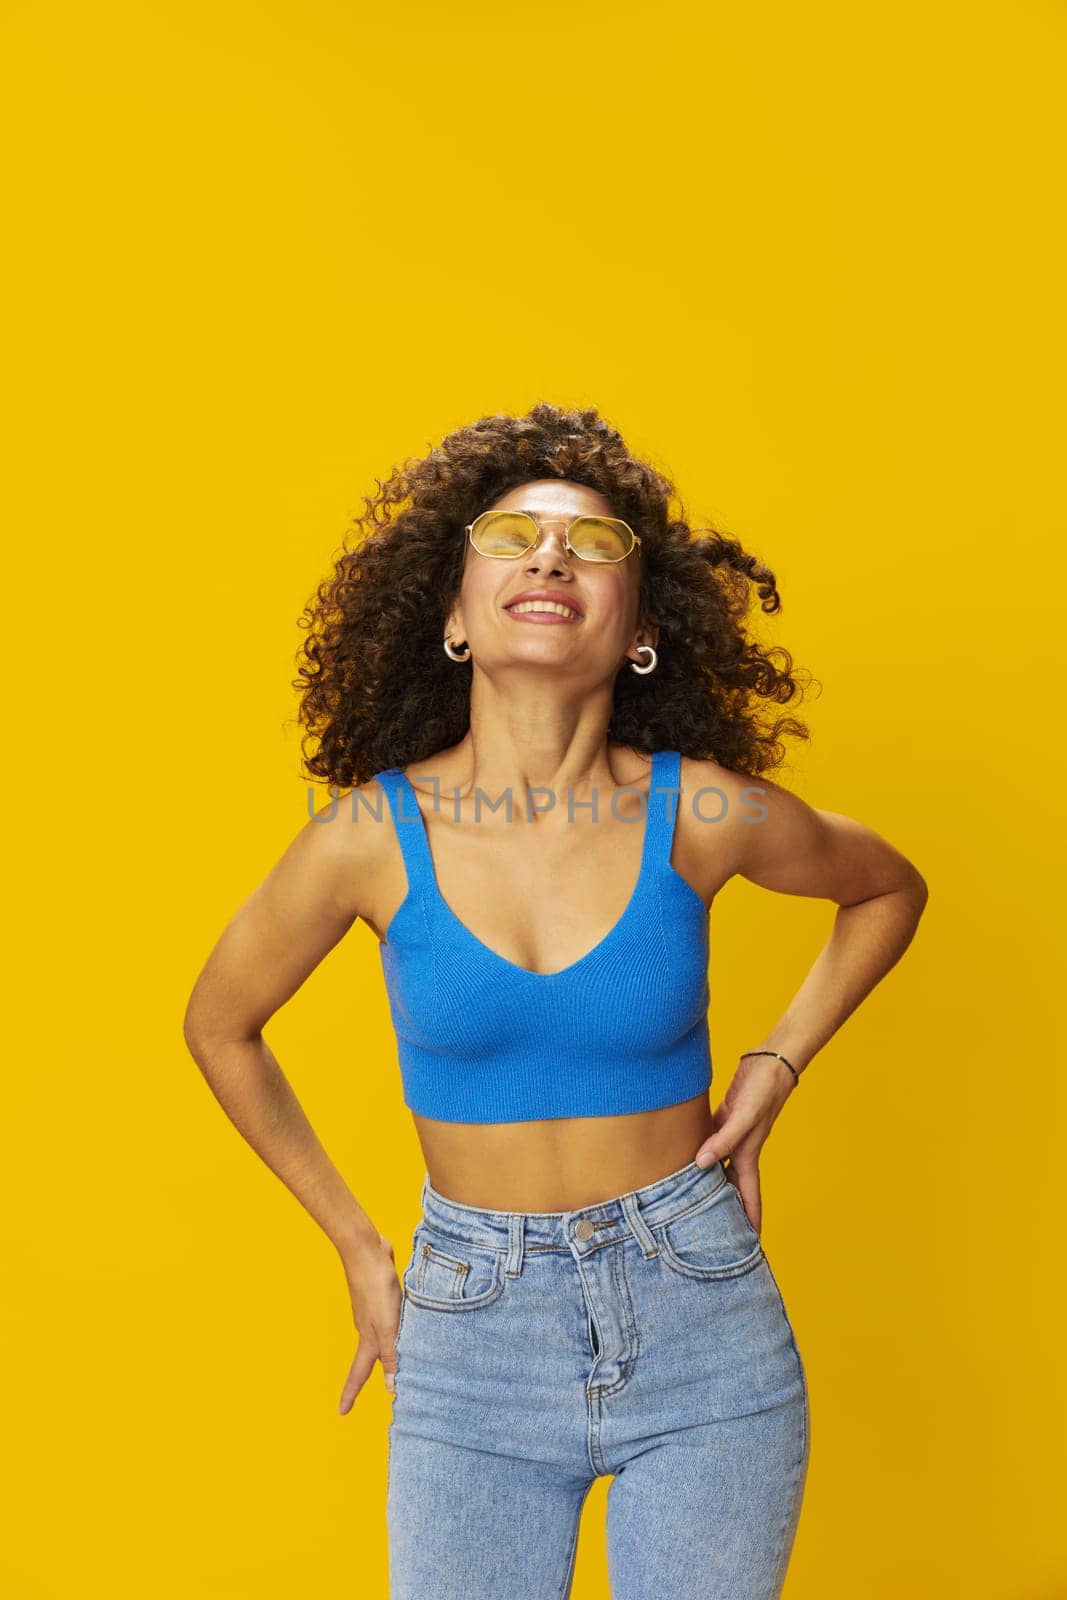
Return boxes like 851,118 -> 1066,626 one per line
292,402 -> 817,789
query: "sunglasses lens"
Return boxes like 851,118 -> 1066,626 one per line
469,512 -> 636,561
471,512 -> 538,557
567,517 -> 635,562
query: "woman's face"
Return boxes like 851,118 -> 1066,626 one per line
445,479 -> 656,680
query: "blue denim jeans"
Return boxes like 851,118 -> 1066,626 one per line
386,1157 -> 810,1599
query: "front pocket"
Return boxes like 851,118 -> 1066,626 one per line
403,1223 -> 506,1311
656,1183 -> 764,1281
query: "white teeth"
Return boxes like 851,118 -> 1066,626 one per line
506,600 -> 580,619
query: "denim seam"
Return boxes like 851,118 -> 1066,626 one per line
417,1179 -> 728,1260
391,1285 -> 408,1400
403,1242 -> 506,1310
762,1255 -> 811,1596
656,1232 -> 765,1282
586,1386 -> 607,1476
591,1244 -> 639,1400
395,1285 -> 408,1349
412,1222 -> 512,1258
402,1281 -> 505,1312
418,1241 -> 470,1278
647,1180 -> 729,1232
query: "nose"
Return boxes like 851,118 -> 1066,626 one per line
523,523 -> 573,575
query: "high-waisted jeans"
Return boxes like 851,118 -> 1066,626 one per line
386,1157 -> 810,1599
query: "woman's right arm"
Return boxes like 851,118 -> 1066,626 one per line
182,789 -> 402,1408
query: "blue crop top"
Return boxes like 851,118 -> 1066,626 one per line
371,747 -> 712,1124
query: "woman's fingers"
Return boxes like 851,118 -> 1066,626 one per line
695,1108 -> 755,1168
696,1053 -> 796,1172
338,1341 -> 376,1416
337,1318 -> 402,1414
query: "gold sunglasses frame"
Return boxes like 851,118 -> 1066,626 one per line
464,509 -> 642,564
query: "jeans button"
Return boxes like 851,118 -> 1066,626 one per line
574,1220 -> 595,1241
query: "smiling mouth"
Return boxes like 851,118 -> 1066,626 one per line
504,600 -> 583,621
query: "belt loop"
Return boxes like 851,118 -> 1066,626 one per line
506,1212 -> 525,1276
620,1191 -> 659,1259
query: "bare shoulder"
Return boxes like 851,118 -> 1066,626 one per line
679,751 -> 827,883
296,774 -> 399,923
678,753 -> 927,904
674,753 -> 777,896
677,753 -> 776,813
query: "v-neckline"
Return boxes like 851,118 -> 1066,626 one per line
390,750 -> 663,980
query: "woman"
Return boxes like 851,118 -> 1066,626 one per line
183,403 -> 928,1599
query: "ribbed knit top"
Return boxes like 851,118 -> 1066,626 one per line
371,747 -> 712,1124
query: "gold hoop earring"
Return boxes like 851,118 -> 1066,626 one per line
444,638 -> 471,662
630,644 -> 657,675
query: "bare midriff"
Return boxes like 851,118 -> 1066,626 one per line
410,1093 -> 715,1212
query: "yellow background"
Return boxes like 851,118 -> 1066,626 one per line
2,1 -> 1064,1594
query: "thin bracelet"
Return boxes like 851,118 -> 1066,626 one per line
739,1049 -> 801,1087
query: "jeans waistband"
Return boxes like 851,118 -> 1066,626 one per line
419,1157 -> 729,1252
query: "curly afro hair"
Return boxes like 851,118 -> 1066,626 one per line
292,402 -> 816,789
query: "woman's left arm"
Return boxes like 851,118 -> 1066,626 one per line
692,774 -> 929,1230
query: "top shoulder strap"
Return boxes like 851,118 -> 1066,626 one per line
646,748 -> 683,865
372,767 -> 437,897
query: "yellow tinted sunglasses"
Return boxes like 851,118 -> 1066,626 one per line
466,509 -> 641,564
